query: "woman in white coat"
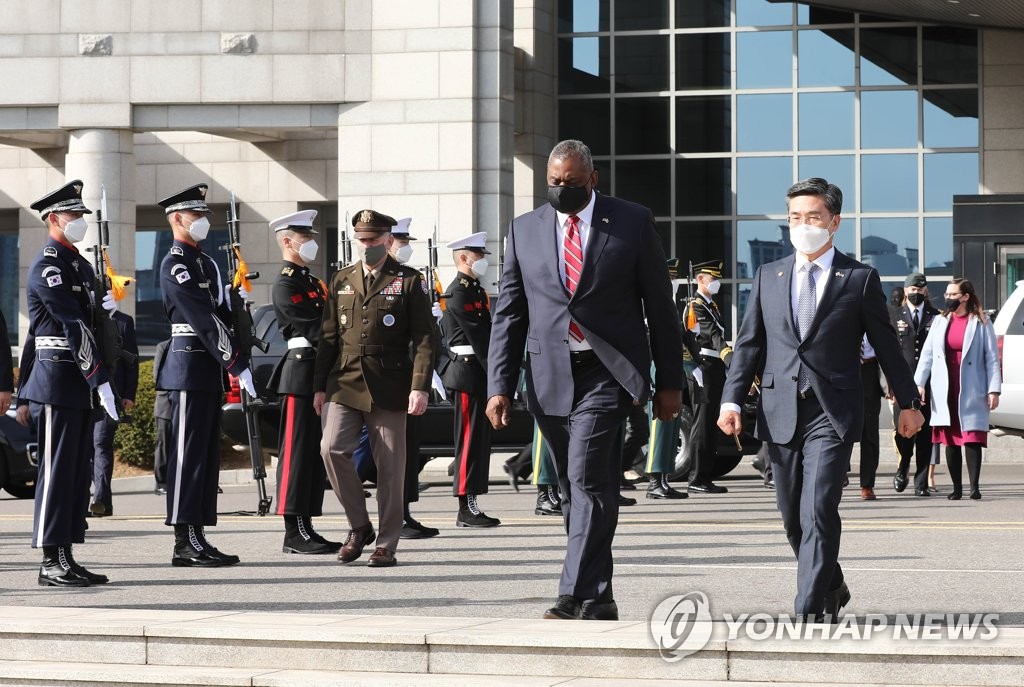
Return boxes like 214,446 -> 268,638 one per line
914,279 -> 1001,500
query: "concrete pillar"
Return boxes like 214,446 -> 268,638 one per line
64,129 -> 136,316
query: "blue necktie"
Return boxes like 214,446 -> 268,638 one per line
797,263 -> 820,394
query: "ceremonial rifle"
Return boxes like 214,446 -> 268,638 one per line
334,211 -> 352,273
222,193 -> 272,516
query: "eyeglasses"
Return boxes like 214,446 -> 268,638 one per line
787,213 -> 833,227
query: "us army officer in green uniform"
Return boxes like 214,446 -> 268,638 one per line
313,210 -> 435,568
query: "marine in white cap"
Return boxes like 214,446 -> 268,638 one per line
265,209 -> 342,555
438,231 -> 500,527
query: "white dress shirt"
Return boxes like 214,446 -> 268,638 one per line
554,191 -> 596,351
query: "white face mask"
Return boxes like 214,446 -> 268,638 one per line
394,243 -> 414,264
789,217 -> 835,255
187,215 -> 210,242
61,216 -> 89,244
707,279 -> 721,295
296,238 -> 319,263
470,257 -> 489,278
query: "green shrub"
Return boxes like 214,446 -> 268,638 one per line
114,359 -> 156,468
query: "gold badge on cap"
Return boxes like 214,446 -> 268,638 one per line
73,183 -> 83,194
360,210 -> 373,223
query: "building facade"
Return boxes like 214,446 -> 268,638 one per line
2,0 -> 1024,348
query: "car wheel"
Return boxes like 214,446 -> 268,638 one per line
4,482 -> 36,499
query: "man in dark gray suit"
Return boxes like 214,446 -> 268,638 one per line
487,139 -> 683,621
718,177 -> 925,621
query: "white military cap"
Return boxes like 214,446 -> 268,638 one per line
446,231 -> 490,254
392,217 -> 416,240
270,209 -> 318,234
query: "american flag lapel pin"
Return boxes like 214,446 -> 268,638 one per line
601,217 -> 609,223
777,271 -> 784,277
835,270 -> 844,277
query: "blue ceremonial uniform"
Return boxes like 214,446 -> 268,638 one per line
21,237 -> 110,549
156,239 -> 248,526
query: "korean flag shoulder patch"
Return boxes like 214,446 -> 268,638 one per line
171,263 -> 191,284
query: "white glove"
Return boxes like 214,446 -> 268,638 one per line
102,290 -> 118,314
97,382 -> 119,421
692,367 -> 704,388
239,286 -> 250,302
431,370 -> 447,401
238,368 -> 257,399
431,301 -> 443,322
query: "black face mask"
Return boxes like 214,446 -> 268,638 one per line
906,292 -> 926,306
547,184 -> 590,214
945,297 -> 963,312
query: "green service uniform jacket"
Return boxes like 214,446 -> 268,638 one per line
314,256 -> 435,412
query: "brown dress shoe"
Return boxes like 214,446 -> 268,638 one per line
860,487 -> 876,501
367,547 -> 396,567
338,525 -> 376,563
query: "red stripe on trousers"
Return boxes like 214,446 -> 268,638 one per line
276,395 -> 295,515
457,391 -> 472,495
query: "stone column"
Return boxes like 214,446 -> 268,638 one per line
64,129 -> 136,316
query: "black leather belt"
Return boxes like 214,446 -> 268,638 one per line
861,356 -> 877,366
570,349 -> 598,368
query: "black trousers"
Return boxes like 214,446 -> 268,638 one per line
450,389 -> 492,497
534,359 -> 631,602
92,415 -> 117,510
769,393 -> 852,616
621,403 -> 650,473
30,403 -> 93,548
154,416 -> 171,488
689,357 -> 725,482
166,390 -> 222,526
894,402 -> 933,492
404,415 -> 426,505
859,359 -> 881,489
275,394 -> 327,517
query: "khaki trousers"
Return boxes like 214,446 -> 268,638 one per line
320,402 -> 407,553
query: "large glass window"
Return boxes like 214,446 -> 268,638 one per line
861,91 -> 918,149
674,221 -> 733,266
560,99 -> 612,155
558,37 -> 610,95
676,33 -> 730,90
615,34 -> 669,92
861,154 -> 918,212
676,96 -> 730,153
797,29 -> 855,87
737,0 -> 792,27
924,152 -> 979,212
923,89 -> 978,148
923,26 -> 978,85
677,0 -> 729,28
924,217 -> 954,276
797,155 -> 854,200
799,92 -> 854,150
738,94 -> 791,152
861,218 -> 919,275
558,0 -> 609,32
860,27 -> 917,87
737,31 -> 792,89
616,97 -> 670,154
676,158 -> 731,216
616,159 -> 671,216
616,0 -> 668,31
737,157 -> 792,215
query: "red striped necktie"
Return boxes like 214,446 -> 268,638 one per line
564,215 -> 585,342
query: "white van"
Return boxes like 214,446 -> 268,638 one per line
990,280 -> 1024,436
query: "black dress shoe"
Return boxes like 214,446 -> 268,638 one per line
154,486 -> 167,496
948,491 -> 963,500
581,599 -> 619,621
503,463 -> 520,492
618,494 -> 637,507
38,547 -> 91,587
893,472 -> 909,493
172,525 -> 232,567
282,534 -> 335,554
400,517 -> 440,539
764,478 -> 775,489
456,495 -> 501,528
535,487 -> 563,515
61,546 -> 109,584
197,528 -> 241,566
824,581 -> 851,618
647,475 -> 688,500
620,480 -> 637,491
543,595 -> 581,619
688,481 -> 728,494
914,487 -> 931,497
970,490 -> 982,500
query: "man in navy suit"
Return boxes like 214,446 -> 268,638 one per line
718,178 -> 925,620
487,139 -> 683,621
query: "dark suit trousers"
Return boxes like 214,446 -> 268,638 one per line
92,415 -> 117,510
893,402 -> 932,491
621,403 -> 650,473
534,359 -> 631,602
30,403 -> 93,548
859,359 -> 881,489
689,357 -> 726,483
769,393 -> 852,616
275,394 -> 327,517
153,416 -> 171,488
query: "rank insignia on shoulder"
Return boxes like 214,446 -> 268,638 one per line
459,278 -> 469,287
421,280 -> 429,295
43,246 -> 57,258
282,267 -> 294,276
170,246 -> 184,256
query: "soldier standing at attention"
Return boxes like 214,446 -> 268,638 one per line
440,232 -> 500,527
266,210 -> 341,554
686,259 -> 732,494
157,183 -> 255,567
314,210 -> 435,568
21,180 -> 120,587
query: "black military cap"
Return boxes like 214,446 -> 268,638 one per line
30,179 -> 92,220
693,259 -> 723,278
904,272 -> 927,288
666,258 -> 680,279
158,184 -> 211,215
351,209 -> 397,233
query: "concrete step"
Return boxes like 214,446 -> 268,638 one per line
0,606 -> 1021,686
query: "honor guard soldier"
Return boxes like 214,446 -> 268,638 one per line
439,232 -> 500,527
686,259 -> 732,494
157,183 -> 255,567
266,210 -> 340,554
20,180 -> 120,587
314,209 -> 435,568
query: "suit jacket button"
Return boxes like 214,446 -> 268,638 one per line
361,333 -> 367,338
791,375 -> 799,381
